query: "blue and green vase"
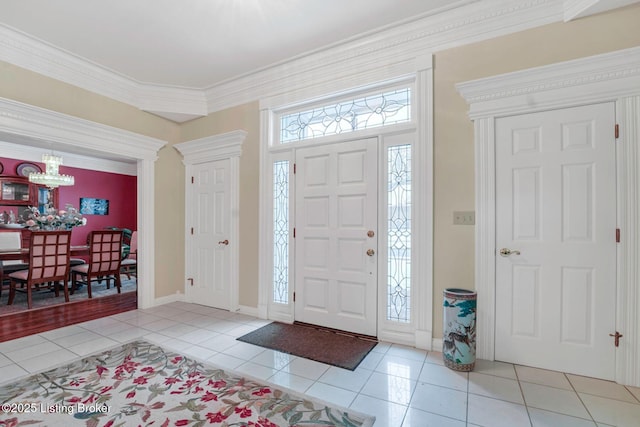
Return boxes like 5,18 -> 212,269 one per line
443,288 -> 477,371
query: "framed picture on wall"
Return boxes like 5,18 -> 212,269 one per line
80,197 -> 109,215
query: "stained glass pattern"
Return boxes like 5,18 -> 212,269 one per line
273,160 -> 289,304
280,88 -> 411,143
387,145 -> 412,322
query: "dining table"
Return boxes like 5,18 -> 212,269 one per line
0,245 -> 90,285
0,245 -> 90,262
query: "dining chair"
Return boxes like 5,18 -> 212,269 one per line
70,230 -> 123,298
0,231 -> 29,297
7,230 -> 72,309
120,230 -> 137,281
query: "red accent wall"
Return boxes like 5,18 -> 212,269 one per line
1,156 -> 136,245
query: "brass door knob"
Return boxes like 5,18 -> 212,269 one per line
366,249 -> 375,256
499,248 -> 520,257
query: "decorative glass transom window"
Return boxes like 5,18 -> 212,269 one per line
278,87 -> 411,144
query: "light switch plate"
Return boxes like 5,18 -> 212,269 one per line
453,211 -> 475,225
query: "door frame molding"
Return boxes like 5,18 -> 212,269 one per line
457,46 -> 640,386
0,96 -> 166,310
174,130 -> 246,312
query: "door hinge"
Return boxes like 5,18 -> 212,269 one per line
609,331 -> 623,347
293,163 -> 296,174
615,124 -> 619,139
191,227 -> 194,235
616,228 -> 620,243
293,227 -> 296,238
191,176 -> 194,184
293,292 -> 296,302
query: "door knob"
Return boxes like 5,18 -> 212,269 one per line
218,239 -> 229,245
366,249 -> 375,256
499,248 -> 520,257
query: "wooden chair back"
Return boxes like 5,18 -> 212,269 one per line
27,230 -> 71,283
87,230 -> 123,276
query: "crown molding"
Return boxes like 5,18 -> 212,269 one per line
0,97 -> 167,161
0,140 -> 137,175
174,130 -> 246,165
206,0 -> 563,112
456,45 -> 640,118
2,0 -> 617,120
563,0 -> 640,21
0,24 -> 207,123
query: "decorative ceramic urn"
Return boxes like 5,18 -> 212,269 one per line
443,288 -> 477,371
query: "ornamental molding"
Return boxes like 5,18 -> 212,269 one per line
0,0 -> 574,121
174,130 -> 247,165
456,46 -> 640,118
0,97 -> 167,161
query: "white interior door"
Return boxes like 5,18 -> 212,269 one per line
187,159 -> 231,310
295,138 -> 378,336
495,103 -> 617,379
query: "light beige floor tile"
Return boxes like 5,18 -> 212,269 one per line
283,357 -> 330,381
529,407 -> 597,427
516,365 -> 572,390
521,382 -> 590,419
306,382 -> 357,407
402,407 -> 465,427
234,361 -> 278,381
469,371 -> 524,404
409,381 -> 466,420
375,354 -> 424,381
267,371 -> 313,393
473,358 -> 517,379
419,363 -> 468,391
580,393 -> 640,427
5,341 -> 63,362
361,371 -> 417,406
250,349 -> 296,370
318,366 -> 373,392
567,374 -> 638,403
467,394 -> 530,427
350,394 -> 408,427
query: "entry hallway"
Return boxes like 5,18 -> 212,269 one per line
1,302 -> 639,426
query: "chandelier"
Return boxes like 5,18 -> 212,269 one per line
28,154 -> 75,189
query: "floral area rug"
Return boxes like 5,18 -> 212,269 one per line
0,340 -> 375,427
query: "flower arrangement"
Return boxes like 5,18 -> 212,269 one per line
24,204 -> 87,231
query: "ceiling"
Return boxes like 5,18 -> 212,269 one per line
0,0 -> 637,123
0,0 -> 474,89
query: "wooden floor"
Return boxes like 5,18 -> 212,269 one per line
0,291 -> 137,342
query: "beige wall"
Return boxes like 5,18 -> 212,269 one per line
1,3 -> 638,340
179,102 -> 261,307
0,61 -> 184,300
432,4 -> 640,337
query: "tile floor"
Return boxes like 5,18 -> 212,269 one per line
1,301 -> 639,427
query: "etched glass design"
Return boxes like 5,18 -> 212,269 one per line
280,88 -> 411,143
387,145 -> 412,322
273,160 -> 289,304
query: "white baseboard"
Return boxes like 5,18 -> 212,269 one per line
153,292 -> 186,307
237,305 -> 261,318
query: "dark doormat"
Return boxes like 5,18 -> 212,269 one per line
237,322 -> 378,371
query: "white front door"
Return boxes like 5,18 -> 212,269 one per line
295,138 -> 378,336
495,103 -> 617,379
187,159 -> 231,310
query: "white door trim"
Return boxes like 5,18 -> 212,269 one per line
174,130 -> 246,312
457,46 -> 640,386
257,65 -> 434,349
0,97 -> 166,310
